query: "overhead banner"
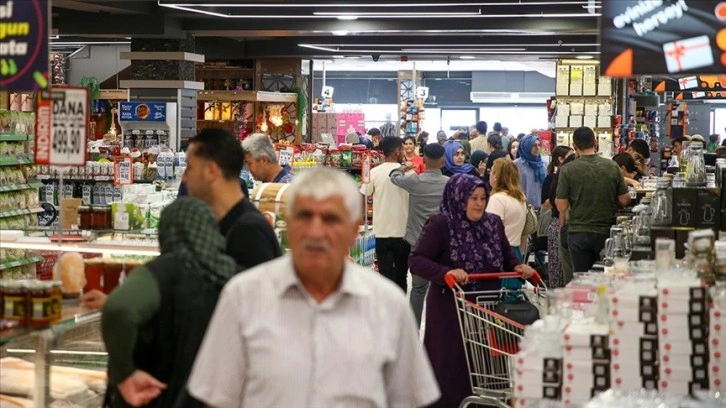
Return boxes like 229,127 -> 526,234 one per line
653,75 -> 726,91
601,1 -> 726,77
0,0 -> 50,91
35,88 -> 89,166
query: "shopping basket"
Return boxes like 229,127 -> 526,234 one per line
444,271 -> 547,408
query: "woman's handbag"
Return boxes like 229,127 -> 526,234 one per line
522,203 -> 538,236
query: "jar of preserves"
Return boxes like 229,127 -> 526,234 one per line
28,281 -> 53,328
91,205 -> 112,230
50,281 -> 62,323
2,280 -> 29,327
79,206 -> 92,230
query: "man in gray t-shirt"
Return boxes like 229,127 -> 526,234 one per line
556,127 -> 631,273
390,143 -> 449,327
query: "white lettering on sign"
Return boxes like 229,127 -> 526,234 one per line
116,159 -> 132,185
35,105 -> 51,163
612,0 -> 689,37
49,88 -> 87,166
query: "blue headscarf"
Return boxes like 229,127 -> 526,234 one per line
443,141 -> 475,175
517,134 -> 546,183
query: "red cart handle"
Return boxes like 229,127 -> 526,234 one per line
444,271 -> 542,289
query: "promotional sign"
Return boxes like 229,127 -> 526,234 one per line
0,0 -> 49,91
118,102 -> 167,122
114,157 -> 133,186
321,86 -> 334,99
34,87 -> 88,166
277,146 -> 294,167
601,1 -> 726,77
652,75 -> 726,99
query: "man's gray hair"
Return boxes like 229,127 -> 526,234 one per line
242,133 -> 278,163
286,167 -> 362,222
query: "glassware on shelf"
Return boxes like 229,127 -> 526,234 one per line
671,171 -> 687,188
650,177 -> 671,225
679,140 -> 690,174
684,141 -> 706,186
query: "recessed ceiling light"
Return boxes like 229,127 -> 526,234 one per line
336,15 -> 358,20
459,56 -> 475,59
331,30 -> 349,36
575,55 -> 595,59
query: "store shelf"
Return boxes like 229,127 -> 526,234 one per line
0,255 -> 44,271
0,306 -> 99,347
0,134 -> 31,141
197,90 -> 297,103
0,207 -> 45,219
0,157 -> 33,166
0,182 -> 44,193
0,240 -> 160,256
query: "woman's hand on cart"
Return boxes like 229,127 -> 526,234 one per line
514,264 -> 536,280
447,269 -> 470,285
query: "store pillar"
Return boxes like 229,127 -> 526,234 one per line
398,70 -> 423,137
119,38 -> 204,149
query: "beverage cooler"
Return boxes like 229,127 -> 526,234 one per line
118,102 -> 178,151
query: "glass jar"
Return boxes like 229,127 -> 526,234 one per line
685,141 -> 706,186
28,280 -> 53,328
78,206 -> 92,230
651,178 -> 672,226
91,205 -> 112,230
2,280 -> 28,326
672,172 -> 687,188
50,281 -> 62,323
679,140 -> 691,174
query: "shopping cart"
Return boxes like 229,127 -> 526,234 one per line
444,271 -> 547,408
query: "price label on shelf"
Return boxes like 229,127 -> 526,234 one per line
114,157 -> 133,185
362,153 -> 371,184
34,88 -> 88,166
277,146 -> 295,167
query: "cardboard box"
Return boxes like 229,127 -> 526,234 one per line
696,188 -> 721,230
671,187 -> 699,228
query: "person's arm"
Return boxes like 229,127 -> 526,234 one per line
389,165 -> 418,192
409,216 -> 452,286
101,267 -> 161,385
188,283 -> 246,408
624,177 -> 641,189
616,170 -> 632,208
227,219 -> 282,269
385,298 -> 441,407
555,168 -> 571,228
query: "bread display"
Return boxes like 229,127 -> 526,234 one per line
53,252 -> 86,298
0,358 -> 106,407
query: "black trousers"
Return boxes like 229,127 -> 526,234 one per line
375,238 -> 411,293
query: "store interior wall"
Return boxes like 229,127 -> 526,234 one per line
68,45 -> 131,86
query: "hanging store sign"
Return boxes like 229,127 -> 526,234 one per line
601,1 -> 726,77
34,87 -> 88,166
0,0 -> 49,91
416,86 -> 430,100
321,86 -> 334,99
277,146 -> 294,167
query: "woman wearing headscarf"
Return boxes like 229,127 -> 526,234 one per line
441,140 -> 480,178
417,131 -> 429,155
514,134 -> 546,209
470,150 -> 489,180
410,174 -> 536,408
101,198 -> 238,408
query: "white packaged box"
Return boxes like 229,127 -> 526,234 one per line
583,116 -> 597,129
597,116 -> 611,129
569,115 -> 583,128
555,115 -> 569,129
563,321 -> 609,348
598,77 -> 612,96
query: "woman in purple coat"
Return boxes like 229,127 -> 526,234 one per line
409,174 -> 536,408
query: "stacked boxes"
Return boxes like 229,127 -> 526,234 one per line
513,351 -> 562,407
709,307 -> 724,392
609,288 -> 659,392
658,284 -> 710,396
561,322 -> 610,405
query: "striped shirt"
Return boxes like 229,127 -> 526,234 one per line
187,255 -> 441,408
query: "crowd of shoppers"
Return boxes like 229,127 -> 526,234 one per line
94,121 -> 645,408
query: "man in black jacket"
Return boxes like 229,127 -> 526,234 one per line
183,128 -> 282,268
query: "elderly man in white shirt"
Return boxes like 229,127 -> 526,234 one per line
187,167 -> 441,408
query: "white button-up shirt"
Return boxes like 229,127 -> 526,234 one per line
188,256 -> 440,408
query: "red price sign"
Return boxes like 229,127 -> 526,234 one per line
34,88 -> 88,166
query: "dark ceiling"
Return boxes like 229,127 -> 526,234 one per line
51,0 -> 601,61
